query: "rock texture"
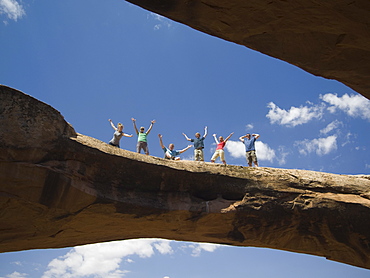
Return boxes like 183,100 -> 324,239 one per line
1,85 -> 370,269
126,0 -> 370,100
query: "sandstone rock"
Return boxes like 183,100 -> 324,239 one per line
125,0 -> 370,100
0,85 -> 370,269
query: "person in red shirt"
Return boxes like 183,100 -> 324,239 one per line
210,132 -> 234,165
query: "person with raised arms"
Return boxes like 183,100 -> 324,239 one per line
158,134 -> 192,160
132,118 -> 155,155
182,126 -> 208,161
108,119 -> 133,148
210,132 -> 234,165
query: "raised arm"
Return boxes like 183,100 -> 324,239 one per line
224,132 -> 234,142
182,133 -> 191,141
203,126 -> 208,138
213,134 -> 219,144
131,118 -> 138,134
108,119 -> 117,131
146,120 -> 156,134
239,135 -> 246,142
253,134 -> 260,140
123,133 -> 133,137
158,134 -> 165,149
180,145 -> 193,154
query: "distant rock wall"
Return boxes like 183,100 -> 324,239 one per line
125,0 -> 370,100
0,85 -> 370,269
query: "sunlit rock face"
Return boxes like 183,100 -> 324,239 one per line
0,85 -> 370,269
126,0 -> 370,100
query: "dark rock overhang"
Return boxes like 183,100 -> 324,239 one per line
125,0 -> 370,100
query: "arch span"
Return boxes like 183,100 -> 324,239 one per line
0,86 -> 369,269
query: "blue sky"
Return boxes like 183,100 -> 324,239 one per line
1,0 -> 370,277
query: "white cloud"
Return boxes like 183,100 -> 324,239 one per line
41,239 -> 173,278
187,243 -> 220,257
320,120 -> 342,134
2,272 -> 28,278
245,124 -> 254,130
266,102 -> 324,127
341,132 -> 356,147
149,12 -> 172,30
321,93 -> 370,120
295,135 -> 337,156
225,140 -> 276,162
255,141 -> 276,162
225,140 -> 245,159
154,240 -> 174,255
276,146 -> 290,165
0,0 -> 25,22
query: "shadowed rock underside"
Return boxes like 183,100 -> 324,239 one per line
125,0 -> 370,100
1,85 -> 370,269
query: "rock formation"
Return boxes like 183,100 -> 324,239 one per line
125,0 -> 370,100
1,85 -> 370,269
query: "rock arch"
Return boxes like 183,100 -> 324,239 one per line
1,85 -> 369,269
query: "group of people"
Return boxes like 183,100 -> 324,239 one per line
108,119 -> 260,166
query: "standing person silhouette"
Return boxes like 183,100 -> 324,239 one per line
131,118 -> 155,155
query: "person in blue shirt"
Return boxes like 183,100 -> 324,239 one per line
182,126 -> 208,161
158,134 -> 192,160
239,133 -> 260,167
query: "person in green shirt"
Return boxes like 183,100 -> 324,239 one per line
131,118 -> 155,155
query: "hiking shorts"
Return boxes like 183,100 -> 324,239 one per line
246,150 -> 257,164
211,149 -> 225,162
194,149 -> 204,161
137,141 -> 149,154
